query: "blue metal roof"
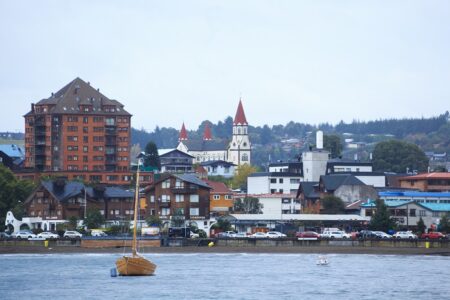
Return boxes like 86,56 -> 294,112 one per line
379,191 -> 450,198
362,199 -> 450,212
0,144 -> 24,158
420,203 -> 450,212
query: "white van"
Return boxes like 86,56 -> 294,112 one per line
91,230 -> 107,237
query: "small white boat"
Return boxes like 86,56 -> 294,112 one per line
316,256 -> 329,265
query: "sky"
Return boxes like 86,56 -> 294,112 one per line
1,0 -> 449,133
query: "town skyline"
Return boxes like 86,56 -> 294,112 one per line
1,1 -> 450,132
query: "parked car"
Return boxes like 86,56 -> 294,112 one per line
235,232 -> 248,238
63,231 -> 83,239
393,231 -> 417,239
91,230 -> 108,237
321,230 -> 351,239
249,232 -> 267,238
358,230 -> 377,239
217,231 -> 237,238
421,232 -> 446,240
0,232 -> 11,240
12,230 -> 37,239
37,232 -> 60,240
296,231 -> 320,239
372,231 -> 392,239
266,231 -> 287,238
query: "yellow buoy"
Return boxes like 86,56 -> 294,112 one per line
44,240 -> 49,248
208,242 -> 214,247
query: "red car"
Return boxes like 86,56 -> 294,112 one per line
296,231 -> 320,239
421,232 -> 446,240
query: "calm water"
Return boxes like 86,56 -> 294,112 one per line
0,252 -> 449,299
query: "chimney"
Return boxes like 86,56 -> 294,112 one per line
316,130 -> 323,149
31,103 -> 35,112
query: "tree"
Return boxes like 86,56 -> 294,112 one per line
372,140 -> 429,173
144,141 -> 161,170
368,199 -> 397,232
0,165 -> 35,225
323,135 -> 343,158
68,216 -> 78,230
232,164 -> 258,190
146,215 -> 162,227
233,197 -> 263,214
416,217 -> 426,234
171,208 -> 185,227
320,195 -> 345,214
84,209 -> 105,229
211,218 -> 232,231
438,213 -> 450,233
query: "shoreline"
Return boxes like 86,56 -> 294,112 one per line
1,245 -> 449,256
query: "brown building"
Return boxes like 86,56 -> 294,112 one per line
144,174 -> 211,221
23,179 -> 134,231
398,172 -> 450,192
21,77 -> 145,185
204,179 -> 234,216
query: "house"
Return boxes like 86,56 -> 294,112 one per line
247,171 -> 303,195
325,159 -> 386,187
177,99 -> 251,166
296,181 -> 320,213
144,173 -> 211,222
0,144 -> 24,170
159,149 -> 195,173
360,198 -> 450,230
398,172 -> 450,192
238,193 -> 300,217
200,160 -> 236,178
10,179 -> 134,232
204,179 -> 234,216
319,174 -> 378,205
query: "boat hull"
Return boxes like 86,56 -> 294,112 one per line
116,256 -> 156,276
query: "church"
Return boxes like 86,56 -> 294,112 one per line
176,100 -> 251,166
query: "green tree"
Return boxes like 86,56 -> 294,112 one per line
84,209 -> 105,229
372,140 -> 429,173
0,165 -> 35,225
144,141 -> 161,170
171,208 -> 185,227
321,195 -> 345,214
416,217 -> 426,234
68,216 -> 78,230
211,218 -> 232,231
233,197 -> 263,214
146,215 -> 162,227
323,134 -> 343,158
368,199 -> 397,232
232,164 -> 258,190
438,213 -> 449,233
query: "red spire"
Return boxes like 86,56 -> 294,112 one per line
203,122 -> 212,140
233,98 -> 248,125
179,122 -> 188,141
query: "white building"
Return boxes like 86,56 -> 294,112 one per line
240,194 -> 301,217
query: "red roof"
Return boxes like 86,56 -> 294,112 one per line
399,172 -> 450,180
204,180 -> 232,194
203,122 -> 212,140
233,99 -> 248,125
179,122 -> 188,141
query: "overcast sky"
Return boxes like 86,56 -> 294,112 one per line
1,1 -> 449,133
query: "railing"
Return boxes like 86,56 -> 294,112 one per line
171,186 -> 198,194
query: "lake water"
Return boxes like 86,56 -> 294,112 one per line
0,252 -> 449,299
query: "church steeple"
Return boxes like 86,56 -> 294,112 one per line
233,98 -> 248,125
203,122 -> 212,141
179,122 -> 188,141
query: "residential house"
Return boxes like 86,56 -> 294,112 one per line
398,172 -> 450,192
0,144 -> 24,170
159,149 -> 194,173
204,179 -> 234,216
201,160 -> 236,178
144,174 -> 211,222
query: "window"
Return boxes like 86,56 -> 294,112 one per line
175,179 -> 184,188
419,210 -> 426,217
83,146 -> 88,153
162,180 -> 171,188
213,195 -> 220,200
105,118 -> 115,126
161,195 -> 170,202
83,127 -> 88,133
242,153 -> 249,161
176,195 -> 184,202
279,189 -> 284,193
67,126 -> 78,132
161,208 -> 170,216
67,136 -> 78,142
190,208 -> 199,216
279,178 -> 284,183
83,117 -> 88,124
270,178 -> 276,183
282,198 -> 291,203
290,178 -> 300,184
271,189 -> 276,194
150,196 -> 155,203
409,209 -> 416,217
190,195 -> 199,203
225,195 -> 232,200
432,211 -> 440,217
93,116 -> 103,122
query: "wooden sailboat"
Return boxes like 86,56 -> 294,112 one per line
116,156 -> 156,276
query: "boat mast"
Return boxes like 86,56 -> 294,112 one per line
132,157 -> 142,256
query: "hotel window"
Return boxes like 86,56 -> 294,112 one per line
105,118 -> 115,126
213,195 -> 220,200
176,195 -> 184,202
150,196 -> 155,203
190,208 -> 199,216
190,195 -> 199,203
83,117 -> 88,124
162,180 -> 171,188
